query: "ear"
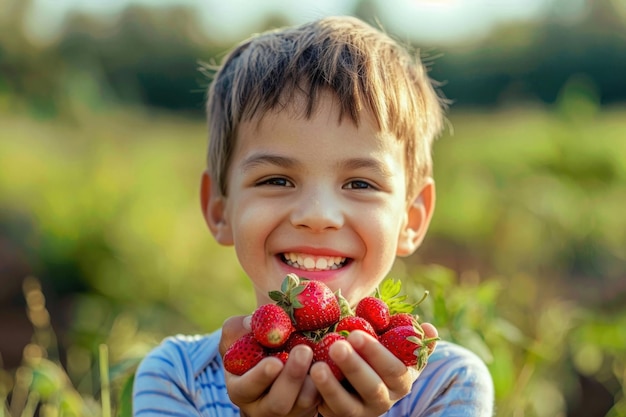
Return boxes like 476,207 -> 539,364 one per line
200,170 -> 234,246
396,178 -> 436,257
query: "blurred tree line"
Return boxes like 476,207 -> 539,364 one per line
1,0 -> 625,119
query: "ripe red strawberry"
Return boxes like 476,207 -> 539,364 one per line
335,316 -> 378,339
251,303 -> 295,348
355,296 -> 390,333
379,325 -> 438,370
313,332 -> 345,381
270,274 -> 340,331
284,332 -> 316,351
388,312 -> 417,330
379,325 -> 423,367
223,334 -> 267,376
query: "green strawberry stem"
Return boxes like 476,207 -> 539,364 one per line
413,290 -> 429,308
422,336 -> 440,345
335,289 -> 353,318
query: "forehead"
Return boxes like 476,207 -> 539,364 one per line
234,91 -> 404,168
243,89 -> 379,139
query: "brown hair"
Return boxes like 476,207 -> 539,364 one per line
205,16 -> 446,199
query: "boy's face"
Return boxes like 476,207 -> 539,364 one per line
201,92 -> 434,307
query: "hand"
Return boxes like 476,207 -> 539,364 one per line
219,316 -> 321,417
309,330 -> 432,417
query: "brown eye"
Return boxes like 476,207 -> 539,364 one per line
344,180 -> 373,190
257,177 -> 293,187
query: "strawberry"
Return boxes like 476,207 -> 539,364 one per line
313,332 -> 346,381
284,332 -> 316,351
251,303 -> 295,348
388,312 -> 417,330
379,325 -> 423,367
379,325 -> 437,370
270,274 -> 340,331
223,333 -> 267,376
355,296 -> 390,333
335,316 -> 378,339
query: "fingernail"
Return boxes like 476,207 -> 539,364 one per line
348,330 -> 365,348
310,363 -> 328,383
331,340 -> 350,361
292,345 -> 312,363
242,315 -> 252,330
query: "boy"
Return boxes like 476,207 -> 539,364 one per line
133,16 -> 494,417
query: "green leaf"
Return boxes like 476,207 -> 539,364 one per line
378,278 -> 402,301
281,274 -> 300,293
116,373 -> 135,417
268,291 -> 283,303
377,278 -> 426,314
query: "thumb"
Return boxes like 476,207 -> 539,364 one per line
219,315 -> 252,357
420,322 -> 439,354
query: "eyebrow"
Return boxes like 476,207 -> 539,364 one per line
240,153 -> 394,178
340,157 -> 395,178
240,153 -> 299,172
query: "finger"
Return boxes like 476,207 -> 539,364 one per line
260,346 -> 319,415
420,322 -> 439,353
225,356 -> 284,404
219,315 -> 251,357
347,331 -> 413,400
310,360 -> 359,417
421,322 -> 438,338
332,338 -> 380,384
329,339 -> 394,416
297,375 -> 321,410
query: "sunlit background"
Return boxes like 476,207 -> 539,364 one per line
1,0 -> 625,416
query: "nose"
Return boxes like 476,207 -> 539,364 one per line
290,187 -> 344,232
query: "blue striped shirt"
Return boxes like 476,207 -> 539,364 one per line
133,330 -> 494,416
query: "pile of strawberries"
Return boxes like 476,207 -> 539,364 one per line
223,273 -> 438,380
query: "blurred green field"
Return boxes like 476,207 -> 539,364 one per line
1,98 -> 625,416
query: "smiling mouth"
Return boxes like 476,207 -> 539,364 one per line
281,252 -> 348,271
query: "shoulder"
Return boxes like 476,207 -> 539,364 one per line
388,341 -> 494,417
426,340 -> 493,383
132,330 -> 238,416
136,331 -> 222,380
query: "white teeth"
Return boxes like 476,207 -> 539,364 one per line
316,258 -> 328,269
303,257 -> 315,269
283,252 -> 347,271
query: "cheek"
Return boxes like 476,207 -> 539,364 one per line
359,204 -> 407,268
361,203 -> 406,242
231,204 -> 279,253
232,211 -> 261,247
